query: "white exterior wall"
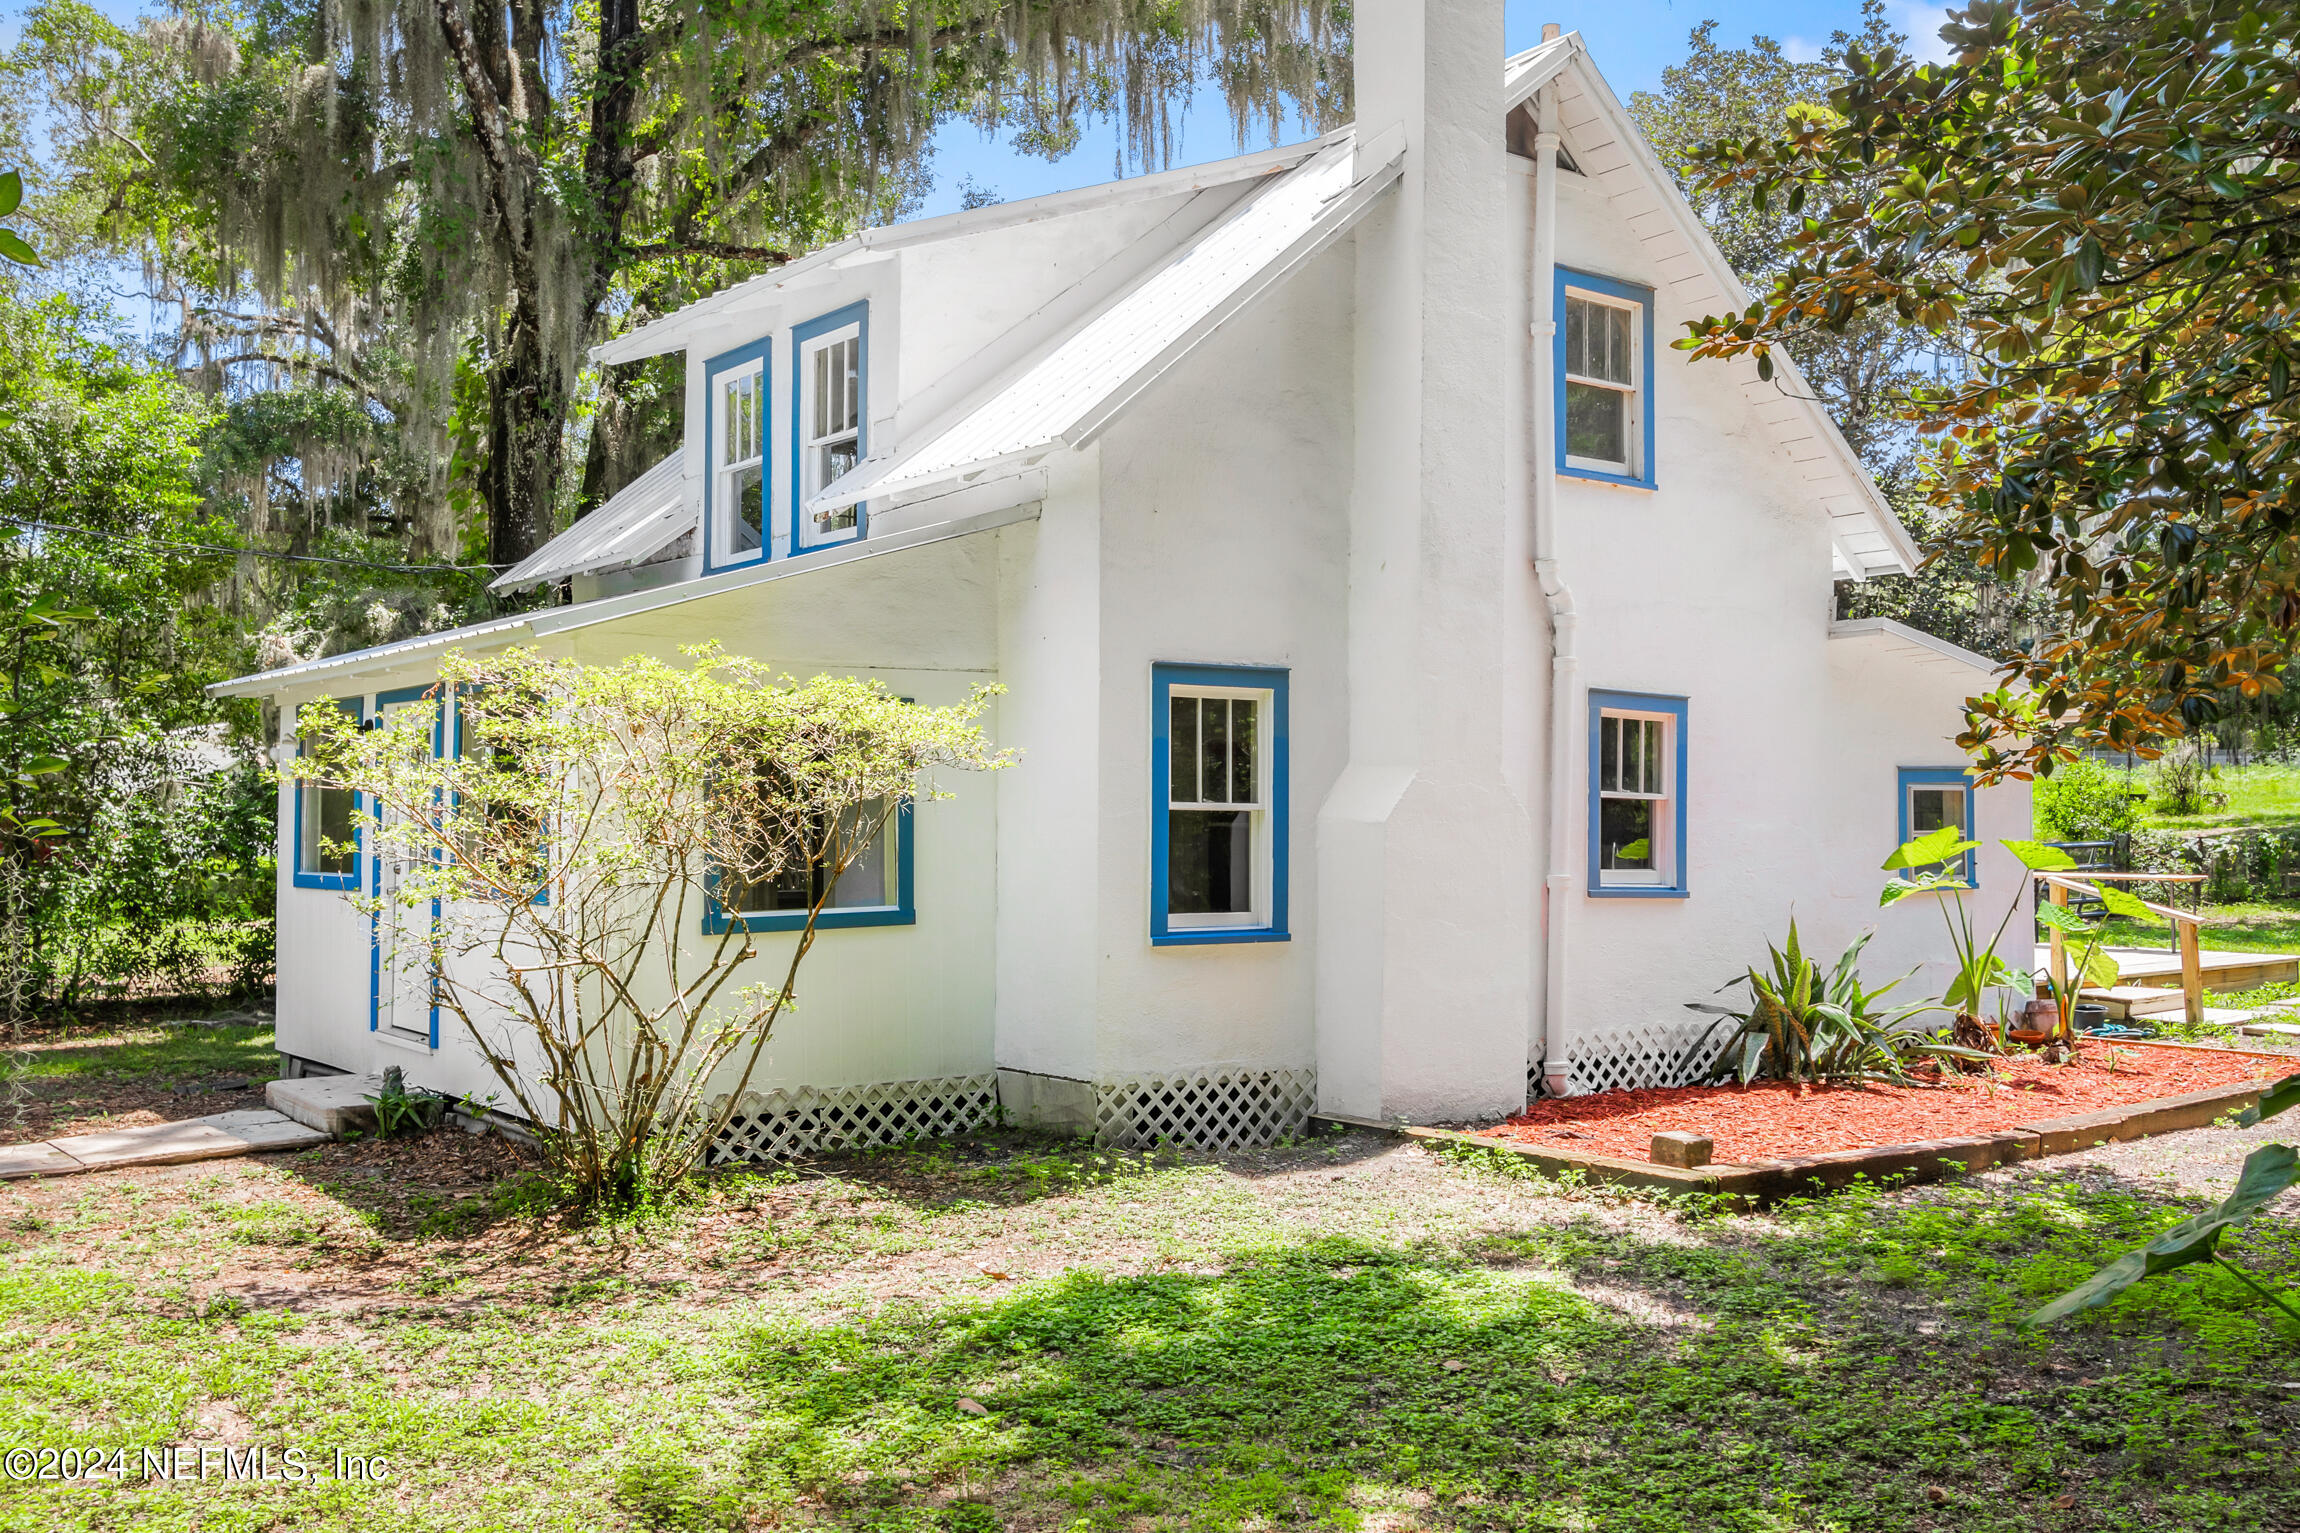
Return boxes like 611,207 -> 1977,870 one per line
1081,240 -> 1355,1083
1535,164 -> 2031,1080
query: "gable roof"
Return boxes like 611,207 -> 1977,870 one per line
808,134 -> 1401,518
491,451 -> 689,593
1520,35 -> 1918,580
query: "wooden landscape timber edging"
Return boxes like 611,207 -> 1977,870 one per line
1311,1055 -> 2285,1204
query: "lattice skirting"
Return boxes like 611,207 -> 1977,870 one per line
708,1073 -> 998,1164
1544,1019 -> 1731,1098
1093,1067 -> 1316,1151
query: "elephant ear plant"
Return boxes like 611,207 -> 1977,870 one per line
2027,1074 -> 2300,1329
1879,827 -> 2088,1049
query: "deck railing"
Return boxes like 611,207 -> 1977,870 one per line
2036,872 -> 2210,1027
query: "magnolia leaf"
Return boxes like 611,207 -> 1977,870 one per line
0,170 -> 20,217
2237,1074 -> 2300,1128
22,755 -> 67,775
2002,838 -> 2078,872
1883,825 -> 1976,872
0,227 -> 39,268
2025,1144 -> 2300,1327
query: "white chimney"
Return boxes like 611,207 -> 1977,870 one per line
1316,0 -> 1535,1124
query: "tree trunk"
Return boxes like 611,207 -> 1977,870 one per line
485,319 -> 569,571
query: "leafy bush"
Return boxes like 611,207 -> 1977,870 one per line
2032,756 -> 2139,841
2151,747 -> 2227,817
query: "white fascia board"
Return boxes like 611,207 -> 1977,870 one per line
526,494 -> 1044,639
206,616 -> 538,699
1827,616 -> 2009,674
592,134 -> 1344,367
1559,49 -> 1920,580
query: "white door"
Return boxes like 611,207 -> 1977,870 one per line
373,694 -> 439,1045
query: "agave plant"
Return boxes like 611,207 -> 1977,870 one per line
1687,921 -> 1984,1086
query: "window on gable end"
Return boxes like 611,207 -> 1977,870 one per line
793,303 -> 867,551
1555,269 -> 1656,488
704,338 -> 770,570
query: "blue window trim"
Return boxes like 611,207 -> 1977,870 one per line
790,302 -> 869,556
1897,766 -> 1978,888
702,798 -> 916,934
449,686 -> 550,907
700,333 -> 774,574
1554,265 -> 1658,490
291,696 -> 364,891
1586,689 -> 1689,899
370,685 -> 445,1047
1150,663 -> 1291,946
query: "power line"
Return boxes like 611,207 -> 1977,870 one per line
0,512 -> 505,574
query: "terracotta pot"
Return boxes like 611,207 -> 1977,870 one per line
2007,1028 -> 2053,1048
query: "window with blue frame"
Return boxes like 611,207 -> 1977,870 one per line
704,336 -> 771,571
1898,767 -> 1976,886
1588,690 -> 1687,897
1151,664 -> 1289,945
792,303 -> 867,552
292,697 -> 362,890
706,795 -> 913,933
1556,267 -> 1656,488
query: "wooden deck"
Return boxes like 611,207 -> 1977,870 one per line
2048,944 -> 2300,1019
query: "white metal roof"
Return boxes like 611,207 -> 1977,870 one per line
592,134 -> 1347,368
490,452 -> 690,593
807,134 -> 1401,518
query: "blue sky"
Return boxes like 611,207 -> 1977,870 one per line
913,1 -> 1955,217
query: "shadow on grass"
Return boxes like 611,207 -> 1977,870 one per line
700,1176 -> 2300,1532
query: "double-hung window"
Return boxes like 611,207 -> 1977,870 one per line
707,788 -> 913,934
704,338 -> 770,570
1898,767 -> 1976,886
792,303 -> 867,551
1555,268 -> 1655,487
292,697 -> 362,890
1588,691 -> 1687,896
1151,664 -> 1289,944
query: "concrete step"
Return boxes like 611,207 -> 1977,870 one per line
0,1108 -> 329,1181
2081,986 -> 2195,1019
265,1074 -> 382,1136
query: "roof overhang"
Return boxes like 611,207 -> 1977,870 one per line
1827,616 -> 2009,675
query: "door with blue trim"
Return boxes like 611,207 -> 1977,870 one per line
372,692 -> 439,1044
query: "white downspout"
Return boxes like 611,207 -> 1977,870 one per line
1529,69 -> 1578,1098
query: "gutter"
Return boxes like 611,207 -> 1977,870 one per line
1529,73 -> 1578,1099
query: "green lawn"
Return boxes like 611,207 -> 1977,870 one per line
2132,761 -> 2300,830
2099,901 -> 2300,955
2,1036 -> 2297,1531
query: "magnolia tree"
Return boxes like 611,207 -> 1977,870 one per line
289,645 -> 1006,1209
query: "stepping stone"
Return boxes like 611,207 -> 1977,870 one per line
265,1075 -> 382,1136
2237,1021 -> 2300,1040
44,1110 -> 328,1173
0,1143 -> 85,1181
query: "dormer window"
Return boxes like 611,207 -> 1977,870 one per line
704,338 -> 771,571
793,302 -> 868,552
1555,269 -> 1656,489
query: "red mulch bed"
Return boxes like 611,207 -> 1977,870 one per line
1480,1044 -> 2285,1165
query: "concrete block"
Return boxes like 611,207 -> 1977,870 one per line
996,1069 -> 1095,1136
0,1142 -> 85,1180
50,1119 -> 264,1170
266,1075 -> 381,1136
1649,1131 -> 1713,1169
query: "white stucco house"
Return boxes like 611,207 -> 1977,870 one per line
213,8 -> 2032,1157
